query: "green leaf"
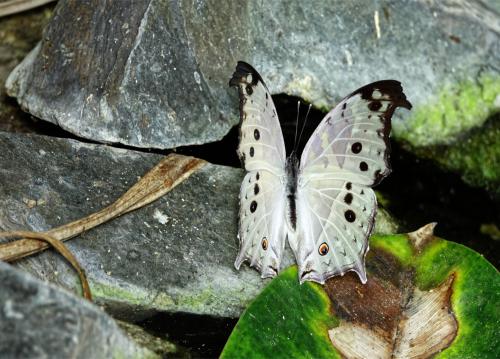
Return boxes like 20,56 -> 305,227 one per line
221,224 -> 500,359
221,267 -> 339,359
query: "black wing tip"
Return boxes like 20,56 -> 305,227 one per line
229,61 -> 266,88
355,79 -> 412,110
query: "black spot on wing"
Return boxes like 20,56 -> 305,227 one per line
368,101 -> 382,111
344,210 -> 356,222
254,129 -> 260,140
250,201 -> 257,213
351,142 -> 362,154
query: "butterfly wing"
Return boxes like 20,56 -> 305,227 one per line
230,62 -> 287,278
296,81 -> 412,284
229,62 -> 286,174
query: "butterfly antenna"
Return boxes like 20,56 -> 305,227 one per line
293,100 -> 301,151
296,103 -> 312,152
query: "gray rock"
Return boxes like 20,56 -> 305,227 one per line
6,0 -> 499,150
0,132 -> 396,320
0,131 -> 271,319
0,261 -> 156,359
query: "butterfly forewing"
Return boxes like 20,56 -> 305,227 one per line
296,81 -> 412,283
229,62 -> 286,175
301,81 -> 411,185
230,62 -> 288,278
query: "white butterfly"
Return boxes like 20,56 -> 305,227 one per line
229,62 -> 411,284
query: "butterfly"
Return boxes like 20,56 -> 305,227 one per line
229,62 -> 411,284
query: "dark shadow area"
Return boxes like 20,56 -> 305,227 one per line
137,312 -> 238,358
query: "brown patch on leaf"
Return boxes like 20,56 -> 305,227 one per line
366,247 -> 411,287
328,275 -> 457,359
325,272 -> 403,340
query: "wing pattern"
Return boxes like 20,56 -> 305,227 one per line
297,81 -> 412,283
230,62 -> 287,278
230,62 -> 412,284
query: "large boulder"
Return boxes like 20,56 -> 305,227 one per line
0,261 -> 156,358
6,2 -> 498,194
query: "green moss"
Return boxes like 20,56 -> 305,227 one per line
394,74 -> 500,194
88,281 -> 167,308
221,266 -> 340,359
414,239 -> 499,358
370,233 -> 413,266
429,117 -> 500,195
396,74 -> 500,147
91,279 -> 251,318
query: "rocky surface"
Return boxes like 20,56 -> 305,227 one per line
6,2 -> 498,176
0,131 -> 396,319
0,260 -> 155,358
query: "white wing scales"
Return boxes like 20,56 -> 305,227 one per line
230,62 -> 412,284
230,62 -> 288,278
297,81 -> 412,283
236,171 -> 286,278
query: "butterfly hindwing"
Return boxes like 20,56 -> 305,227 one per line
230,62 -> 287,278
296,81 -> 412,283
236,171 -> 287,278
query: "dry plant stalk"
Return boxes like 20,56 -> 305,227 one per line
0,154 -> 205,262
0,231 -> 92,300
0,0 -> 56,18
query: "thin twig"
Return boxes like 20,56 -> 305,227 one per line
0,0 -> 56,18
0,154 -> 206,262
0,231 -> 92,300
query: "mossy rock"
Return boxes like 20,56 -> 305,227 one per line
221,224 -> 499,358
393,74 -> 500,195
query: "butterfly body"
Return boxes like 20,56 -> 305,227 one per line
285,152 -> 299,233
230,62 -> 411,284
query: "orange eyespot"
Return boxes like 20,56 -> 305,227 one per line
318,242 -> 329,256
261,238 -> 268,250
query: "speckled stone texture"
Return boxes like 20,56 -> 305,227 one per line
0,261 -> 155,359
0,131 -> 271,319
5,0 -> 498,147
